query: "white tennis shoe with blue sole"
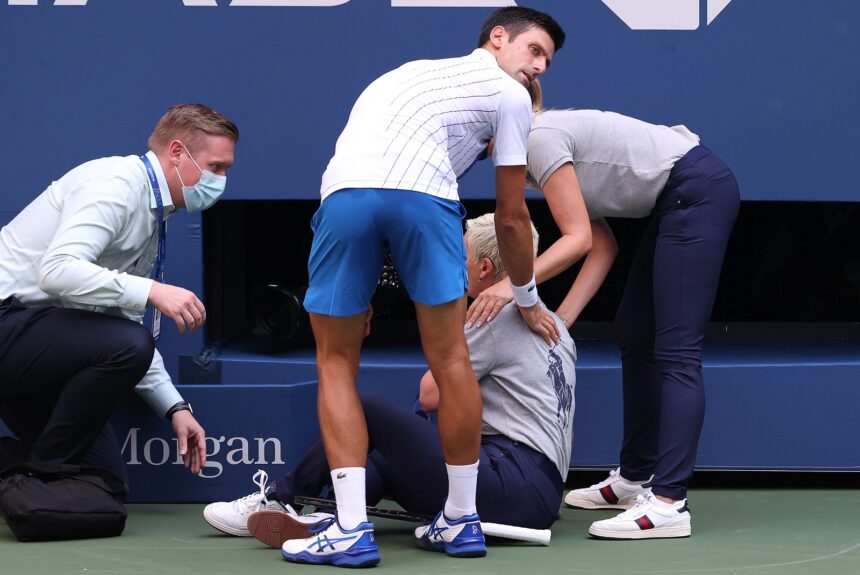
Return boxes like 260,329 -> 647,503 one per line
414,511 -> 487,558
281,515 -> 380,568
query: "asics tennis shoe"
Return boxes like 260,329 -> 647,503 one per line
281,515 -> 380,567
414,511 -> 486,558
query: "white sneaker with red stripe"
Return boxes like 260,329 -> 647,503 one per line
564,467 -> 651,510
588,492 -> 691,540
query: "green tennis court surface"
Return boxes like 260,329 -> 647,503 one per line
2,489 -> 859,575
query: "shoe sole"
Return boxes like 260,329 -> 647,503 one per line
445,543 -> 487,558
416,536 -> 487,558
202,508 -> 251,537
281,549 -> 381,568
588,524 -> 691,540
248,510 -> 319,548
564,496 -> 634,510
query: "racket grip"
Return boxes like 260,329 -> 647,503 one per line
481,522 -> 551,546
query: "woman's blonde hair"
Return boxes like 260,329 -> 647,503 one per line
465,212 -> 539,282
527,78 -> 545,114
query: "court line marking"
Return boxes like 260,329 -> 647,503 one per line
558,540 -> 860,573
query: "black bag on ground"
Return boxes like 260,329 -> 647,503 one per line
0,462 -> 128,541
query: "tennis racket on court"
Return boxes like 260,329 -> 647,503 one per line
294,496 -> 551,546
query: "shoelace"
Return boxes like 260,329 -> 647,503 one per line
588,467 -> 620,489
616,492 -> 655,519
231,469 -> 270,513
309,517 -> 337,534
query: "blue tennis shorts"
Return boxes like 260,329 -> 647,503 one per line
303,188 -> 468,317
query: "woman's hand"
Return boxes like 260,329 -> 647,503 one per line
466,279 -> 513,328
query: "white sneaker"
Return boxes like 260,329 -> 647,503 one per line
248,508 -> 335,548
203,469 -> 285,536
588,492 -> 692,540
564,467 -> 651,510
281,515 -> 380,567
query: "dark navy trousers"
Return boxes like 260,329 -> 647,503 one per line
615,146 -> 740,500
0,297 -> 154,489
276,394 -> 564,529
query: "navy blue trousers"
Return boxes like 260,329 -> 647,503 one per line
276,395 -> 564,529
0,297 -> 154,488
615,146 -> 740,500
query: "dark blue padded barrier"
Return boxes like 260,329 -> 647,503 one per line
3,339 -> 857,502
111,349 -> 428,503
571,340 -> 860,471
100,339 -> 860,503
112,384 -> 320,502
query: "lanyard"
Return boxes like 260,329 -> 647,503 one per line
140,155 -> 166,282
140,154 -> 166,340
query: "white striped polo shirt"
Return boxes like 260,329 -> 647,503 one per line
320,48 -> 532,202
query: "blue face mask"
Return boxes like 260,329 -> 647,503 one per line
176,144 -> 226,212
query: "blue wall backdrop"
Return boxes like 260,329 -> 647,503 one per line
1,0 -> 857,207
1,1 -> 858,501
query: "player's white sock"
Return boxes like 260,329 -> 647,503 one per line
330,467 -> 368,531
444,460 -> 479,519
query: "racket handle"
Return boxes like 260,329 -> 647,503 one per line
481,522 -> 551,546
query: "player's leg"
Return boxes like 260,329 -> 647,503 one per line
284,190 -> 386,567
361,394 -> 448,517
414,300 -> 481,468
364,395 -> 564,529
385,191 -> 485,557
282,319 -> 378,567
383,191 -> 480,506
309,311 -> 369,523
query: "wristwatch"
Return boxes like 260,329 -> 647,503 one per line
165,400 -> 193,421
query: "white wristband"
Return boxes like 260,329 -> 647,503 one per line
511,274 -> 539,308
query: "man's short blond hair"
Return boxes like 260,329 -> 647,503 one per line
147,103 -> 239,153
465,212 -> 539,282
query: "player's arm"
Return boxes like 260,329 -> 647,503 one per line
468,161 -> 592,327
495,167 -> 559,346
492,83 -> 537,289
494,164 -> 535,288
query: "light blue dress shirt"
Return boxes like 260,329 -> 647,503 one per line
0,150 -> 183,416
